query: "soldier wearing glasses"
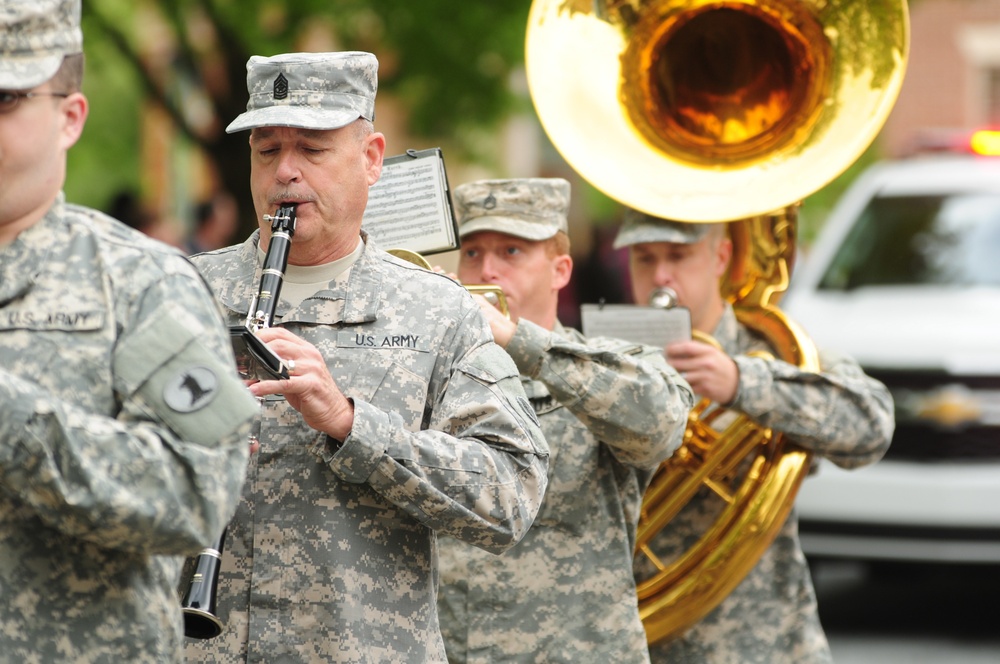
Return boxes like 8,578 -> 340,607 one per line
0,1 -> 258,660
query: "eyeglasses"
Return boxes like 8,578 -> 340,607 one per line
0,91 -> 71,114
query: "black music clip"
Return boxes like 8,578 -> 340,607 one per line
229,326 -> 289,381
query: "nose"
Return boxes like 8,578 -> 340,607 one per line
652,261 -> 675,288
479,252 -> 501,283
274,150 -> 301,185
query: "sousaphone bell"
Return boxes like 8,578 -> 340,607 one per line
525,0 -> 908,645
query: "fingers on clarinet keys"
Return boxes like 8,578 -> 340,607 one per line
230,326 -> 289,380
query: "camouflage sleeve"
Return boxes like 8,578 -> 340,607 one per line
313,306 -> 549,555
730,347 -> 895,469
0,272 -> 258,555
505,318 -> 692,469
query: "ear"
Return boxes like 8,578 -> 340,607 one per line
552,253 -> 573,291
59,92 -> 88,151
714,235 -> 733,279
364,131 -> 386,186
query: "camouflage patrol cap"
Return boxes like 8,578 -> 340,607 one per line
226,51 -> 377,133
613,208 -> 711,248
0,0 -> 83,90
455,178 -> 570,241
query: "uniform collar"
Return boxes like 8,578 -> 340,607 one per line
217,230 -> 386,326
0,194 -> 64,305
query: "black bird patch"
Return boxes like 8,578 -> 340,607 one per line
181,372 -> 211,407
164,366 -> 219,413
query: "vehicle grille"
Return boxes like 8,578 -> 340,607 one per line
866,368 -> 1000,462
883,423 -> 1000,461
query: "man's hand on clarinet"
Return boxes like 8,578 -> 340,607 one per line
249,327 -> 355,442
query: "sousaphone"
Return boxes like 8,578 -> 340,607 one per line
525,0 -> 908,645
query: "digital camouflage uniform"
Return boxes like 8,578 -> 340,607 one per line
436,177 -> 693,663
640,304 -> 894,664
185,232 -> 549,663
438,317 -> 692,663
0,197 -> 258,662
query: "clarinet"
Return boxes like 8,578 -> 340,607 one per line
229,203 -> 298,381
180,203 -> 297,639
245,204 -> 298,336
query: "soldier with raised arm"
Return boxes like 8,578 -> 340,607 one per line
437,178 -> 693,663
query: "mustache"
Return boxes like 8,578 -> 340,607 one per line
267,191 -> 316,207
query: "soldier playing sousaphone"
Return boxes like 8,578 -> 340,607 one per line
617,211 -> 894,662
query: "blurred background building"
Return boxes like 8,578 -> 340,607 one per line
883,0 -> 1000,158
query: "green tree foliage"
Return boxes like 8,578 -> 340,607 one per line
71,0 -> 533,237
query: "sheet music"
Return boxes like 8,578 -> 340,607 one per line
362,149 -> 458,255
580,304 -> 692,348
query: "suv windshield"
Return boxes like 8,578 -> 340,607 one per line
818,192 -> 1000,290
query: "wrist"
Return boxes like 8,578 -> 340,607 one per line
326,398 -> 355,443
491,316 -> 517,348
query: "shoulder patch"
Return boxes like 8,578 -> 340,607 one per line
162,365 -> 220,413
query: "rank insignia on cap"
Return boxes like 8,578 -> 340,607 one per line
163,366 -> 220,413
273,73 -> 289,100
483,193 -> 497,210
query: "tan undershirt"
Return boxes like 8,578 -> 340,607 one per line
256,237 -> 363,309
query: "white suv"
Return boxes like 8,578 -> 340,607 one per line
783,150 -> 1000,564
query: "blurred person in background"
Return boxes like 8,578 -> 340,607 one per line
106,188 -> 184,248
184,189 -> 239,255
615,209 -> 894,663
183,52 -> 548,663
436,178 -> 693,663
0,0 -> 258,660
